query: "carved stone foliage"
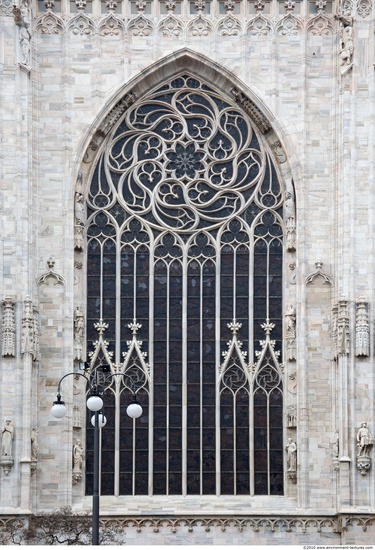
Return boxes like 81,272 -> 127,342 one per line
35,11 -> 64,34
231,88 -> 271,134
128,14 -> 154,36
285,304 -> 296,361
21,298 -> 40,360
355,298 -> 369,357
67,13 -> 95,35
357,0 -> 372,17
158,14 -> 184,37
187,14 -> 213,36
356,423 -> 373,476
217,14 -> 242,36
247,14 -> 272,36
307,15 -> 334,36
97,92 -> 137,137
276,14 -> 303,36
2,298 -> 16,357
98,14 -> 125,36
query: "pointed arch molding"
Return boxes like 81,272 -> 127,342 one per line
78,49 -> 294,193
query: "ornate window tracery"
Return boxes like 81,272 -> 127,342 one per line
85,74 -> 285,497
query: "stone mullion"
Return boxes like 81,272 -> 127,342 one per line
215,240 -> 221,496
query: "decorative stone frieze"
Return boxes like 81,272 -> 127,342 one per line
355,298 -> 369,357
357,0 -> 372,17
35,11 -> 64,34
2,298 -> 16,357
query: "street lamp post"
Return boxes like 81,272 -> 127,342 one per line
51,369 -> 142,545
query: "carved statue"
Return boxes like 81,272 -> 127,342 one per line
285,304 -> 296,361
333,431 -> 339,458
31,427 -> 38,461
286,438 -> 297,471
75,193 -> 85,225
1,420 -> 14,457
74,225 -> 84,251
357,422 -> 373,458
19,24 -> 31,65
73,439 -> 84,473
285,304 -> 296,333
74,306 -> 84,361
340,22 -> 353,66
285,188 -> 296,251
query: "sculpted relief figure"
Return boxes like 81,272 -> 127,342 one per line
19,24 -> 31,65
357,422 -> 373,458
340,22 -> 353,65
73,439 -> 84,483
1,420 -> 14,457
286,438 -> 297,471
31,427 -> 39,461
285,304 -> 296,361
74,306 -> 85,361
285,187 -> 296,251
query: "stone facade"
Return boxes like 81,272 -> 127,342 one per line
0,0 -> 375,544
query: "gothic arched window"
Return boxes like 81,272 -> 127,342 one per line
85,74 -> 284,497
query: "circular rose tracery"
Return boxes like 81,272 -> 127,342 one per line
99,75 -> 266,232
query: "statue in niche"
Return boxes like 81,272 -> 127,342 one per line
75,193 -> 85,225
1,420 -> 14,457
74,225 -> 84,251
74,307 -> 84,361
286,438 -> 297,471
31,427 -> 38,461
340,22 -> 353,65
285,188 -> 296,252
333,431 -> 339,459
357,423 -> 373,458
287,405 -> 296,428
285,304 -> 296,361
19,24 -> 31,65
72,439 -> 84,483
